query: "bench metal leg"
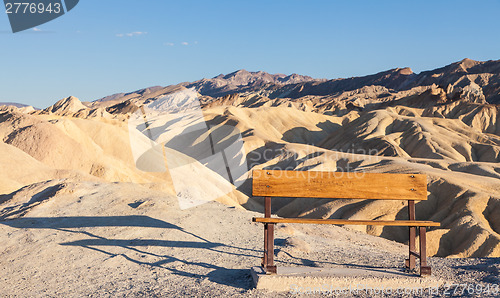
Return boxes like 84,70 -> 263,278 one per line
406,226 -> 417,271
262,196 -> 276,274
263,222 -> 268,267
419,226 -> 431,276
405,200 -> 417,271
263,223 -> 276,274
404,200 -> 431,276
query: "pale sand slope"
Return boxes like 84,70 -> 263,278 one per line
0,181 -> 499,297
1,98 -> 500,258
0,106 -> 173,195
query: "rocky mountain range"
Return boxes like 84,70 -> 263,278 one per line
182,69 -> 322,97
257,58 -> 500,103
0,102 -> 32,108
2,58 -> 499,112
78,58 -> 496,114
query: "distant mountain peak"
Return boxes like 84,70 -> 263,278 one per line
44,96 -> 86,115
229,69 -> 250,75
460,58 -> 477,63
457,58 -> 480,71
396,67 -> 414,75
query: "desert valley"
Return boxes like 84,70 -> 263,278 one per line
1,58 -> 500,296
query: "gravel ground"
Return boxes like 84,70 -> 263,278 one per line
0,181 -> 499,297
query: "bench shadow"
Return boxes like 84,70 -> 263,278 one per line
273,244 -> 412,277
0,215 -> 258,290
0,216 -> 177,229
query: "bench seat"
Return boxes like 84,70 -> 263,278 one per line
252,217 -> 441,226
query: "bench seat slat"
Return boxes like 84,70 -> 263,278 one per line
253,217 -> 441,227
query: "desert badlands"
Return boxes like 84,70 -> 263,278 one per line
1,58 -> 500,296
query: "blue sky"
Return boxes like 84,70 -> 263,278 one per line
1,0 -> 500,108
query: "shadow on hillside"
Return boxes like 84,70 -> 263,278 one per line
282,120 -> 341,146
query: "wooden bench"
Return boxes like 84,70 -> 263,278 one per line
251,169 -> 440,276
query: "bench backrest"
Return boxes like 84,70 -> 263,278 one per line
252,170 -> 427,200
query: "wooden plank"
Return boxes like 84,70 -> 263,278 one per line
252,170 -> 427,200
252,217 -> 441,227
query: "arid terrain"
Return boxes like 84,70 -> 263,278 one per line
1,58 -> 500,296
